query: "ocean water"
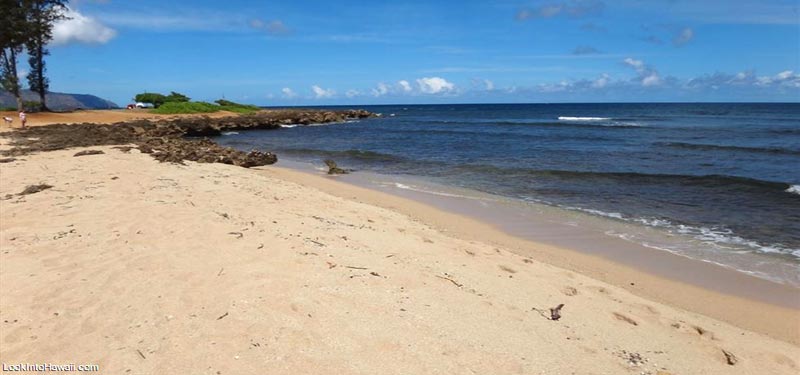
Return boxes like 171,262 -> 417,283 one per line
216,103 -> 800,285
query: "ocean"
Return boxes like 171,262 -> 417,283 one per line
216,103 -> 800,286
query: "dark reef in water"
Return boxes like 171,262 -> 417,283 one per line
0,109 -> 375,168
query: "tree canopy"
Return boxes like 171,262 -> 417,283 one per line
0,0 -> 68,111
134,91 -> 191,108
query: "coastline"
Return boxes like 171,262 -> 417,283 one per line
270,160 -> 800,305
1,113 -> 798,373
260,162 -> 800,343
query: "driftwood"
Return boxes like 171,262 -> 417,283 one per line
216,312 -> 229,320
722,349 -> 738,365
19,184 -> 52,195
550,304 -> 565,321
73,150 -> 105,157
436,275 -> 463,288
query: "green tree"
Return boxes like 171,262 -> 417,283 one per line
24,0 -> 68,112
1,0 -> 28,111
134,92 -> 167,108
164,91 -> 190,103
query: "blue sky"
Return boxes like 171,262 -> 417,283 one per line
45,0 -> 800,105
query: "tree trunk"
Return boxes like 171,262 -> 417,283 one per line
35,43 -> 47,111
9,49 -> 23,112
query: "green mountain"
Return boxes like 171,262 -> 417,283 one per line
1,90 -> 119,111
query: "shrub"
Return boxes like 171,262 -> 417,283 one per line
134,93 -> 167,108
22,101 -> 43,112
165,91 -> 190,103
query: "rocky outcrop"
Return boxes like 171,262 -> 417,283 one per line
0,109 -> 375,168
173,109 -> 376,137
324,159 -> 348,175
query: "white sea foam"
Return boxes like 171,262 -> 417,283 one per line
391,182 -> 494,201
566,206 -> 800,258
221,131 -> 239,135
558,116 -> 612,121
280,124 -> 298,128
787,185 -> 800,195
565,206 -> 625,220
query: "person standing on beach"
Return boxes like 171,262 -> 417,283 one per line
19,111 -> 26,128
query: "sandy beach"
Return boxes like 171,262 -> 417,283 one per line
1,113 -> 798,374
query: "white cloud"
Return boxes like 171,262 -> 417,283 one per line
345,89 -> 361,98
592,73 -> 609,88
266,20 -> 289,35
249,19 -> 265,29
483,79 -> 495,91
755,70 -> 800,87
642,73 -> 661,87
398,80 -> 412,92
416,77 -> 455,94
516,0 -> 604,20
372,82 -> 390,97
623,58 -> 645,72
623,57 -> 661,87
251,18 -> 289,35
673,27 -> 694,46
311,85 -> 335,99
52,7 -> 117,46
776,70 -> 794,80
281,87 -> 297,98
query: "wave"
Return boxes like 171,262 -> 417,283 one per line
279,148 -> 405,163
451,164 -> 795,193
656,142 -> 800,156
280,120 -> 357,128
574,208 -> 800,258
385,128 -> 618,142
416,119 -> 646,129
558,116 -> 612,121
221,131 -> 239,135
388,182 -> 497,201
788,185 -> 800,195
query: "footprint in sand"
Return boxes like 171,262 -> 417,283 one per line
561,286 -> 578,296
692,325 -> 716,340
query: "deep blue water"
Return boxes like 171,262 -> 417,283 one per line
217,103 -> 800,261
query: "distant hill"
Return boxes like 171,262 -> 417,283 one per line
0,90 -> 119,111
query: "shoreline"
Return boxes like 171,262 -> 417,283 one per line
272,159 -> 800,305
258,161 -> 800,344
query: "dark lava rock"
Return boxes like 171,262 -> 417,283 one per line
0,109 -> 374,169
324,159 -> 348,175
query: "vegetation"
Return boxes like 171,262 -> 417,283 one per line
133,91 -> 191,108
151,100 -> 261,114
25,0 -> 68,111
165,91 -> 190,103
0,0 -> 68,112
1,0 -> 28,111
134,92 -> 167,108
23,100 -> 42,112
